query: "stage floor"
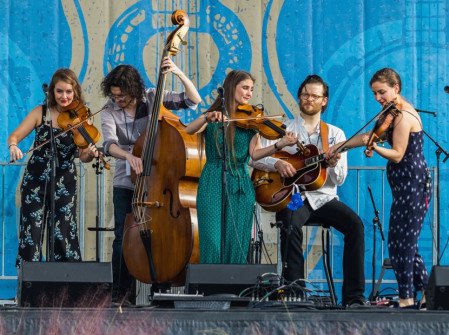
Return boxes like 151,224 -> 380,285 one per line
1,299 -> 449,335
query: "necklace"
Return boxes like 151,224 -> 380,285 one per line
123,109 -> 137,152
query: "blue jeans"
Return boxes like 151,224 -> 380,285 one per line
112,187 -> 134,297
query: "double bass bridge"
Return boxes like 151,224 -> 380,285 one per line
133,201 -> 164,208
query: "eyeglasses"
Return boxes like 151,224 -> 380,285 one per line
108,93 -> 128,102
300,93 -> 324,101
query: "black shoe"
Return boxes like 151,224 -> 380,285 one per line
346,299 -> 366,308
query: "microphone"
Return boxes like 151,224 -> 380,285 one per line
217,86 -> 226,115
416,108 -> 437,117
217,87 -> 225,98
42,83 -> 49,105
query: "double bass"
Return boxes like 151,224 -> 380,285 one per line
122,10 -> 202,286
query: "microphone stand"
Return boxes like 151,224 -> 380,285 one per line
218,88 -> 227,264
416,109 -> 437,117
44,88 -> 59,262
420,127 -> 449,265
367,186 -> 385,301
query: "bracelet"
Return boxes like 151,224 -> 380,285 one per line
8,144 -> 17,149
204,113 -> 209,123
274,142 -> 281,151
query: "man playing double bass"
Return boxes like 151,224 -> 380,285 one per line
249,74 -> 366,307
100,59 -> 201,304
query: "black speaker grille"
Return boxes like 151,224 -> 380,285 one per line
18,262 -> 113,308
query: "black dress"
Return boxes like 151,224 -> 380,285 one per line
386,129 -> 431,299
16,105 -> 82,267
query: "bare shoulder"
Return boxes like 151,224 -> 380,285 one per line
29,105 -> 44,116
26,105 -> 44,127
398,105 -> 422,131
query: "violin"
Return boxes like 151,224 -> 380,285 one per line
364,101 -> 401,157
235,104 -> 310,155
235,104 -> 286,140
58,101 -> 110,170
58,101 -> 99,148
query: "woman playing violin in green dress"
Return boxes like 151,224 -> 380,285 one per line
186,70 -> 297,264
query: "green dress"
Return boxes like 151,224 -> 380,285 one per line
196,123 -> 257,264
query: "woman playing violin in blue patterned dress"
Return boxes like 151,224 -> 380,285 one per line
8,69 -> 98,268
329,68 -> 432,309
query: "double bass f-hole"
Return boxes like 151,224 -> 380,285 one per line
164,188 -> 181,218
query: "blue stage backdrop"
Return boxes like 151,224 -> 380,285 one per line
1,0 -> 448,301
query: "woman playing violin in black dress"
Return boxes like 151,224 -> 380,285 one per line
329,68 -> 432,309
8,68 -> 98,268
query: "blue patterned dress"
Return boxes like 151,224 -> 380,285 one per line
386,129 -> 431,299
196,123 -> 257,264
16,106 -> 82,267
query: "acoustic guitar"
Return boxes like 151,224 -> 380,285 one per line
251,144 -> 327,212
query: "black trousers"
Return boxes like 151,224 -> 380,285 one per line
112,187 -> 135,301
276,198 -> 365,305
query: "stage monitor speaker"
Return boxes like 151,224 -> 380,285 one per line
426,266 -> 449,310
185,263 -> 278,296
18,261 -> 113,308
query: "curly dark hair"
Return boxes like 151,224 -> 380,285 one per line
100,65 -> 146,103
47,69 -> 85,107
297,74 -> 329,113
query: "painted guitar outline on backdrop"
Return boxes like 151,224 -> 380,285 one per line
103,0 -> 252,122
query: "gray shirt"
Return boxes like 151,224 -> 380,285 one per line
101,88 -> 198,190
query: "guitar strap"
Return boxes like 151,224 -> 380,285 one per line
320,120 -> 329,152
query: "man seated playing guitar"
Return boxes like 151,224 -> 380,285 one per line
249,74 -> 366,307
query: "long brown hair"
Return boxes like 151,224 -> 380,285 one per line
47,68 -> 85,107
206,70 -> 255,167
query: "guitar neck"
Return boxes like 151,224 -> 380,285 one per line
304,146 -> 351,167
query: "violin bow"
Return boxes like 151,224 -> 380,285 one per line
16,106 -> 108,159
225,113 -> 286,122
333,102 -> 396,153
